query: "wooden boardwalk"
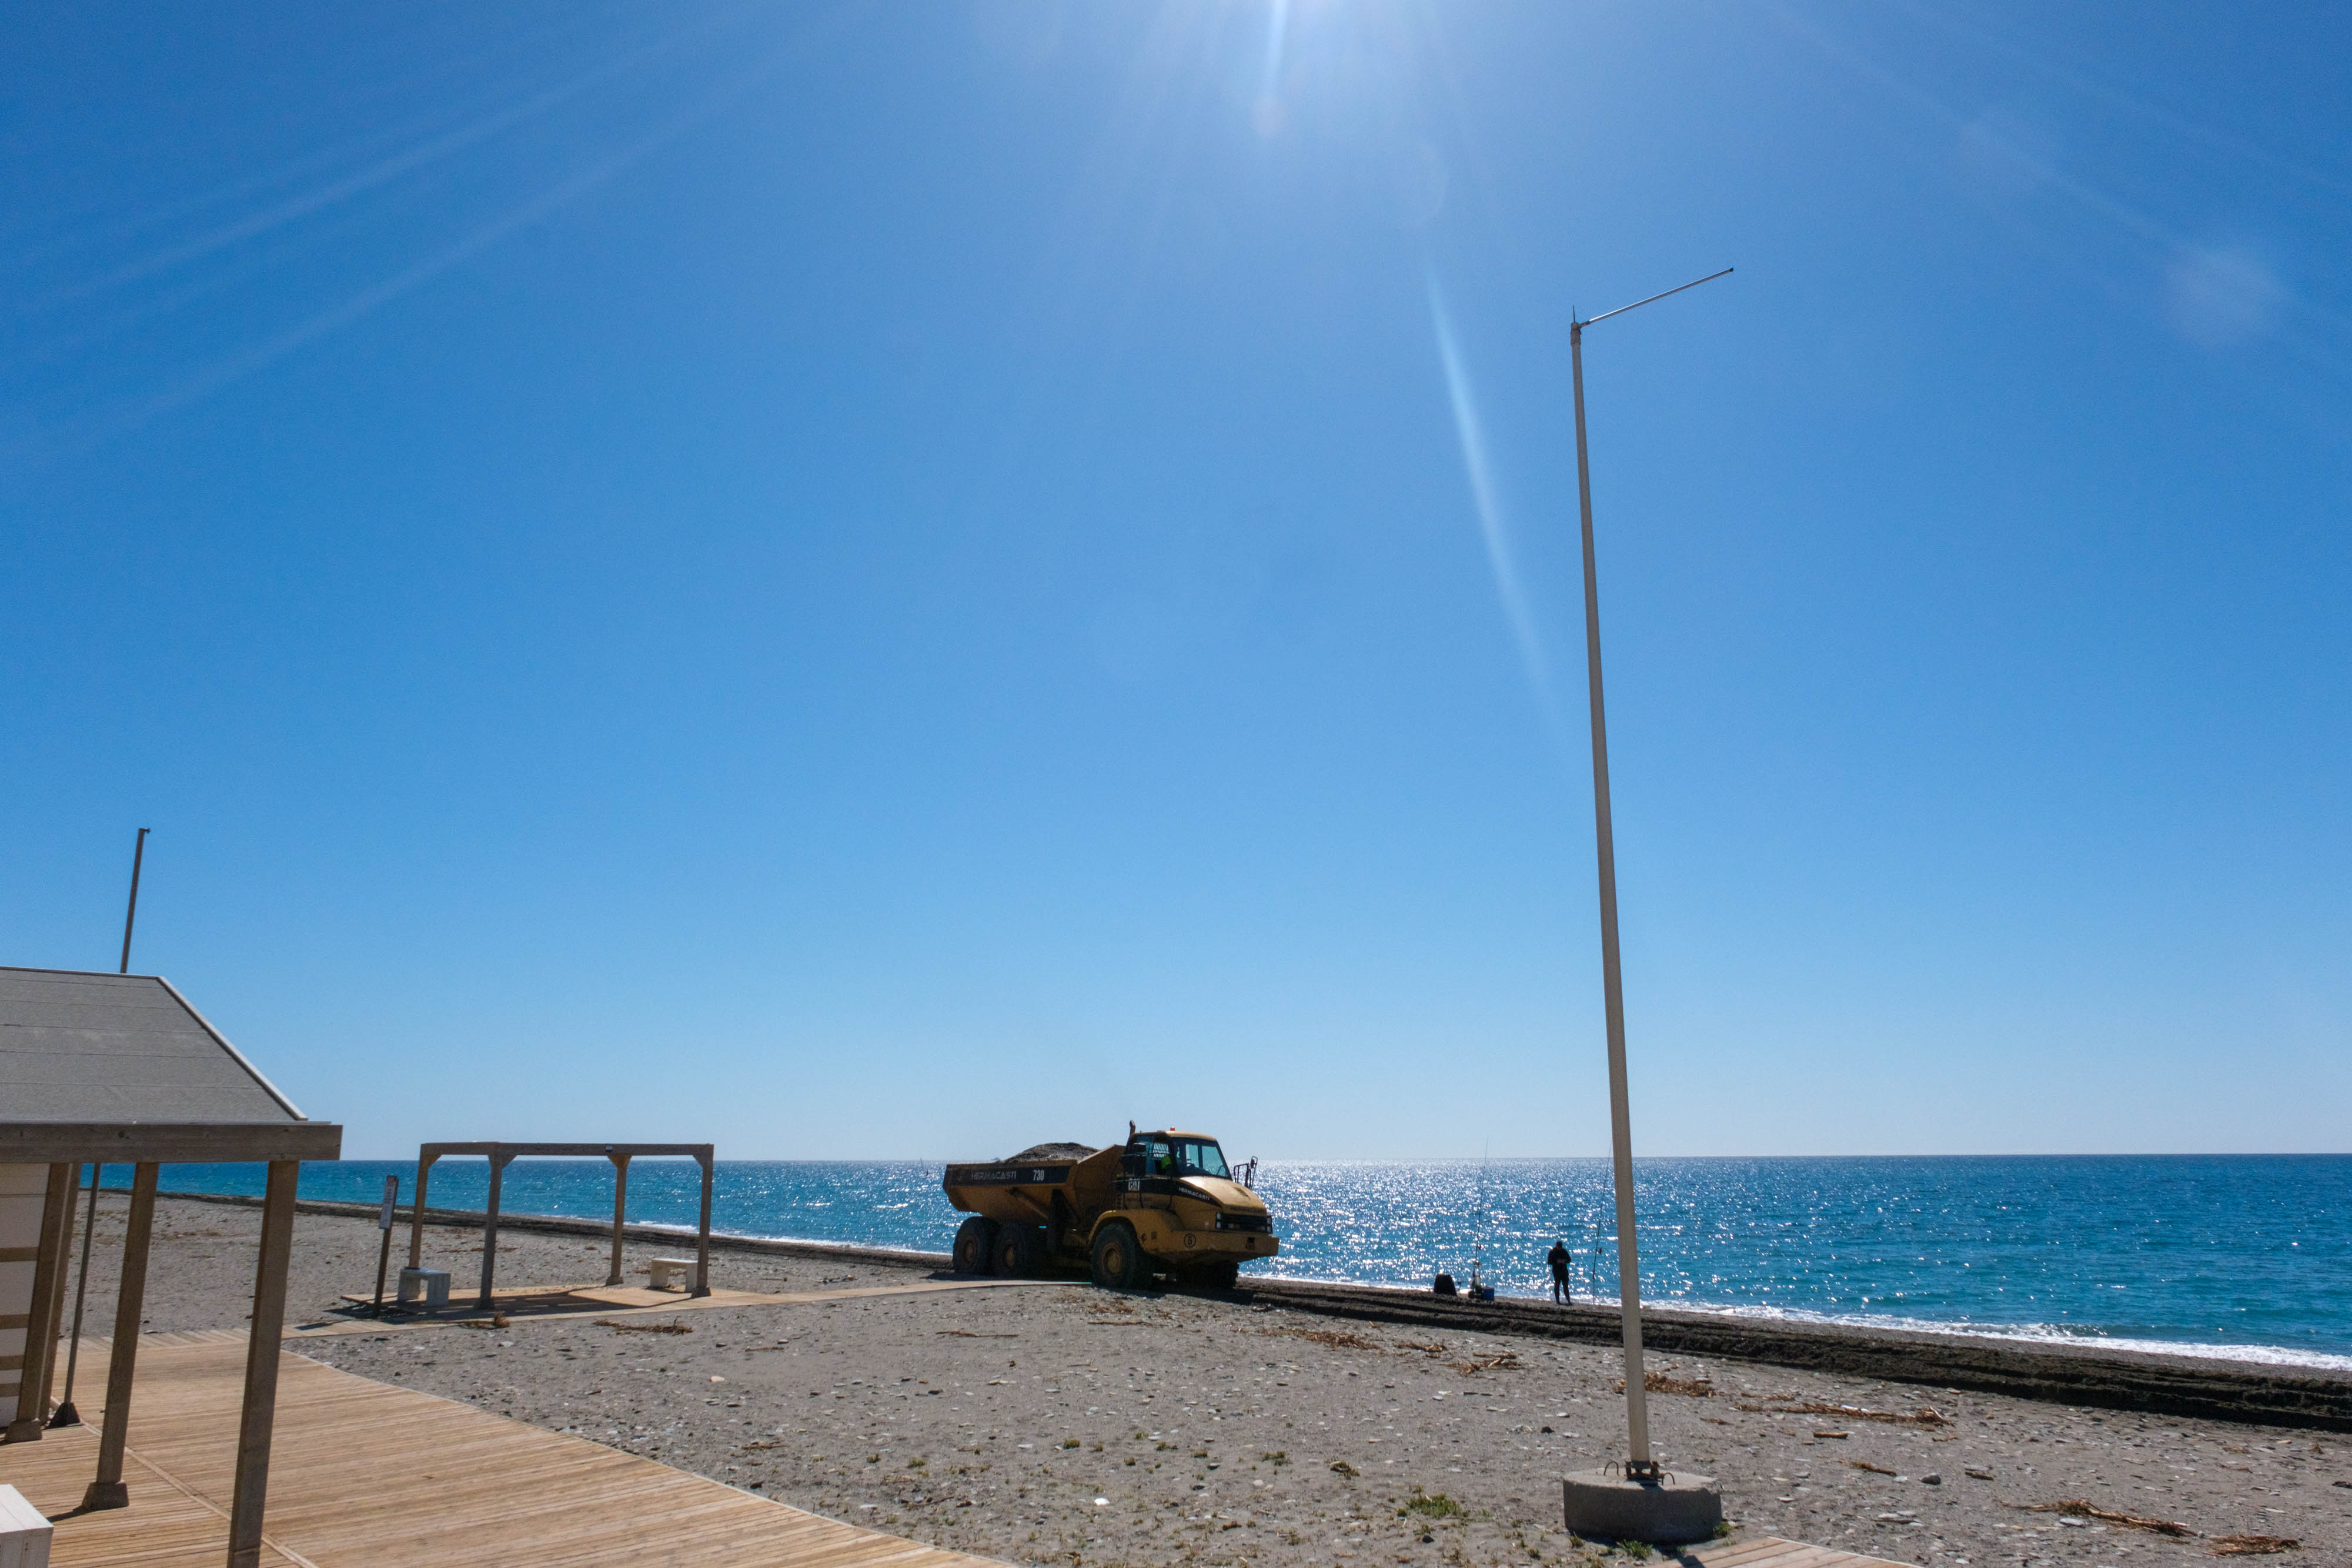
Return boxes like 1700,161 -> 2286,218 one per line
305,1275 -> 1075,1339
1689,1535 -> 1916,1568
0,1332 -> 1004,1568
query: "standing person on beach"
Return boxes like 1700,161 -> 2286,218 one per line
1547,1239 -> 1572,1304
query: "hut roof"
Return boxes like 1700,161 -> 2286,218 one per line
1,965 -> 303,1122
0,965 -> 336,1163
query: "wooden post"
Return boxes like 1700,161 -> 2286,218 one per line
606,1154 -> 632,1288
370,1176 -> 398,1316
693,1152 -> 713,1299
406,1151 -> 435,1271
32,1164 -> 81,1423
225,1160 -> 298,1568
3,1164 -> 73,1441
477,1153 -> 509,1310
83,1162 -> 158,1510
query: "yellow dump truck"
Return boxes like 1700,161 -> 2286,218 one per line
943,1128 -> 1278,1289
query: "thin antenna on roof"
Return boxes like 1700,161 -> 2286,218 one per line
118,828 -> 149,974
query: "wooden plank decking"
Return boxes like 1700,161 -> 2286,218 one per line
0,1332 -> 1003,1567
1688,1535 -> 1916,1568
306,1275 -> 1076,1339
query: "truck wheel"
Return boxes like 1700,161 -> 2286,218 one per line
1195,1261 -> 1240,1291
992,1224 -> 1043,1278
1089,1222 -> 1141,1290
953,1216 -> 997,1276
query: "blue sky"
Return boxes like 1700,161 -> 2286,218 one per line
5,2 -> 2347,1160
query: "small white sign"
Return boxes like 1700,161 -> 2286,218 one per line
377,1175 -> 399,1231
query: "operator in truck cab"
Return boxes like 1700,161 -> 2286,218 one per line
1128,1132 -> 1231,1180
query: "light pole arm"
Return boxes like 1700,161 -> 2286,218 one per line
1580,267 -> 1733,329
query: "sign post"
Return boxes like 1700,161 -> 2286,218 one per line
371,1176 -> 399,1316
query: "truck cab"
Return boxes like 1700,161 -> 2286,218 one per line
1097,1129 -> 1274,1288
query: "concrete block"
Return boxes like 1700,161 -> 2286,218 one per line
1561,1466 -> 1722,1546
0,1483 -> 52,1568
397,1268 -> 450,1306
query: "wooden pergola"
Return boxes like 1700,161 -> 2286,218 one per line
0,964 -> 340,1568
406,1141 -> 714,1306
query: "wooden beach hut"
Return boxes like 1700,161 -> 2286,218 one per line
0,964 -> 339,1565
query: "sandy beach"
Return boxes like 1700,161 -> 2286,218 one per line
61,1192 -> 2351,1567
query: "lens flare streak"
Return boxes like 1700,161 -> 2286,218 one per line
1428,278 -> 1548,696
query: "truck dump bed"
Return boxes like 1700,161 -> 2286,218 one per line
943,1144 -> 1122,1235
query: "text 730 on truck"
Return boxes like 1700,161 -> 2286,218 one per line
943,1128 -> 1278,1289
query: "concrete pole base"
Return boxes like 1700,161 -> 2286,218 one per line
1561,1467 -> 1722,1546
81,1479 -> 130,1512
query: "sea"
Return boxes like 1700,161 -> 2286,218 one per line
123,1154 -> 2352,1370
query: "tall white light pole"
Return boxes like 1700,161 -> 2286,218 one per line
1570,266 -> 1730,1481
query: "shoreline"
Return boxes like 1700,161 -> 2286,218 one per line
1275,1280 -> 2352,1369
158,1186 -> 2352,1430
138,1164 -> 2352,1368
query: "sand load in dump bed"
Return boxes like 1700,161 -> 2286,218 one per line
1004,1143 -> 1097,1162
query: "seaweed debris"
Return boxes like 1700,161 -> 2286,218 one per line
2019,1500 -> 2194,1538
1736,1397 -> 1947,1427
